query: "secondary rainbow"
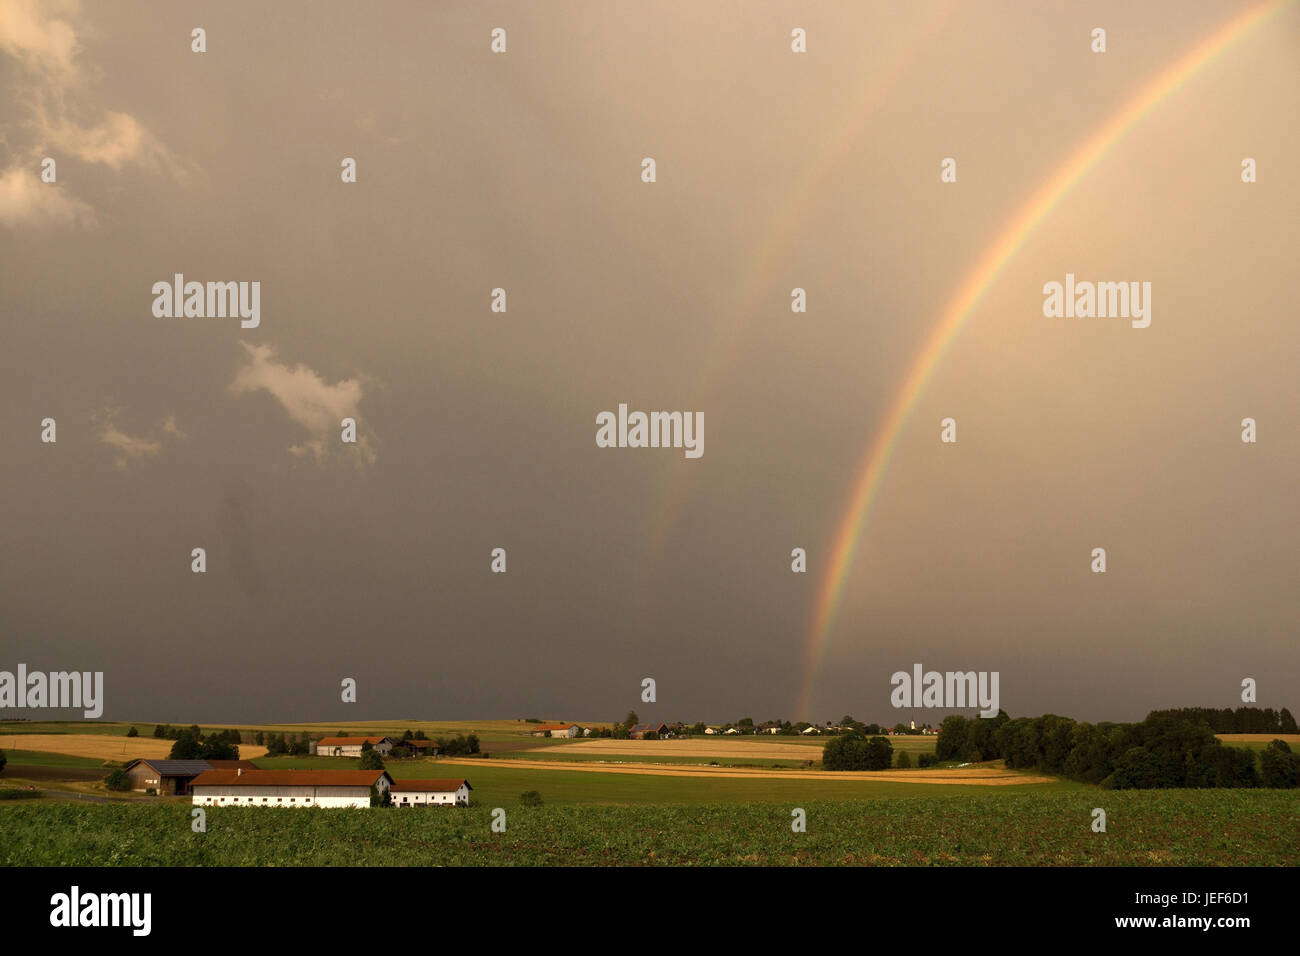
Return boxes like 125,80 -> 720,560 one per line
796,0 -> 1292,718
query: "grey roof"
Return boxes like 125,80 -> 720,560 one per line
127,759 -> 214,775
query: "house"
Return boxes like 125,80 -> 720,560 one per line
121,758 -> 259,795
628,722 -> 670,739
402,739 -> 438,755
531,723 -> 580,738
704,727 -> 719,735
314,736 -> 396,757
801,726 -> 821,735
191,769 -> 393,808
389,778 -> 472,807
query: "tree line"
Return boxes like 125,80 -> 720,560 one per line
936,708 -> 1300,789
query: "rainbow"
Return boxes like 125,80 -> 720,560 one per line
642,3 -> 961,566
795,0 -> 1292,718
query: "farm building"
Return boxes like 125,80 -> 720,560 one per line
531,723 -> 580,738
191,769 -> 393,808
402,739 -> 438,755
628,722 -> 671,739
313,736 -> 396,757
121,758 -> 259,795
389,778 -> 472,807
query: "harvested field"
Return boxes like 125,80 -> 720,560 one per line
438,756 -> 1052,785
532,738 -> 828,760
0,734 -> 268,762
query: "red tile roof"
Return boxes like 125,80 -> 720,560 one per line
390,778 -> 472,793
191,770 -> 391,788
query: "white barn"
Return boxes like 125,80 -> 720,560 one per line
389,778 -> 472,807
314,736 -> 396,757
190,769 -> 393,809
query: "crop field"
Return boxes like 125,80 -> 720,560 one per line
2,789 -> 1296,866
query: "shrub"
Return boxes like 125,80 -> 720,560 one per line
145,787 -> 157,795
104,769 -> 130,791
126,726 -> 138,738
917,753 -> 939,768
896,751 -> 912,769
520,790 -> 543,806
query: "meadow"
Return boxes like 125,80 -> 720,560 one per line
2,790 -> 1295,866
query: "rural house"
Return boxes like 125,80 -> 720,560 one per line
531,723 -> 580,738
121,758 -> 258,795
628,722 -> 671,739
389,778 -> 472,807
313,736 -> 396,757
191,768 -> 393,808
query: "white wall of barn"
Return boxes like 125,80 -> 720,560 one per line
191,782 -> 387,808
392,784 -> 469,806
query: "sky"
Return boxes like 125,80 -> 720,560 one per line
0,0 -> 1296,726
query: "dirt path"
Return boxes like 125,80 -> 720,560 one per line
438,757 -> 1053,785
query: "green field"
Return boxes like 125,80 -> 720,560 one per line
251,756 -> 1060,804
2,790 -> 1295,866
0,749 -> 105,769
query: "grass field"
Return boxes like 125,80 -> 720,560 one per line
2,790 -> 1295,866
0,749 -> 105,769
252,756 -> 1060,803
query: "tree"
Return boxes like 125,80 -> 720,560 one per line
402,729 -> 414,741
624,711 -> 639,729
896,750 -> 912,769
200,738 -> 239,761
152,725 -> 166,739
822,733 -> 892,771
414,729 -> 428,740
126,726 -> 138,738
0,749 -> 6,773
104,768 -> 130,791
358,748 -> 386,771
1261,740 -> 1300,789
1281,709 -> 1298,734
169,733 -> 202,760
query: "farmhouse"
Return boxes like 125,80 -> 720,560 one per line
390,778 -> 472,807
191,769 -> 393,808
121,758 -> 258,795
628,722 -> 671,739
314,736 -> 396,757
532,723 -> 580,738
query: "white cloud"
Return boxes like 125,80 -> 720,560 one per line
0,0 -> 81,82
93,406 -> 183,470
0,164 -> 96,228
0,0 -> 189,227
230,344 -> 375,466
